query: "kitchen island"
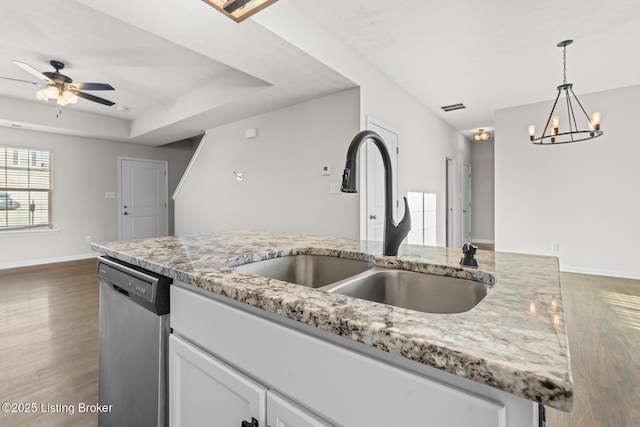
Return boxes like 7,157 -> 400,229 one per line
92,230 -> 572,426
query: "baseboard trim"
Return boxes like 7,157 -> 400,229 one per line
471,239 -> 495,244
561,265 -> 640,280
0,253 -> 98,270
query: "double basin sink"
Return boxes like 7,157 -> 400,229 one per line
234,254 -> 492,314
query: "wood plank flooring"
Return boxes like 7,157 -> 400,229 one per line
0,259 -> 638,426
546,272 -> 640,427
0,259 -> 99,427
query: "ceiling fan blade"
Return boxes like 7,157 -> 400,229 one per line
12,60 -> 50,84
73,82 -> 115,91
0,76 -> 45,86
73,91 -> 115,106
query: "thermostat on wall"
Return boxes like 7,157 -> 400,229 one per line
321,165 -> 331,176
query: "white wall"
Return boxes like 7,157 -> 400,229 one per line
0,127 -> 193,268
255,4 -> 471,247
175,88 -> 360,238
471,139 -> 495,243
495,84 -> 640,278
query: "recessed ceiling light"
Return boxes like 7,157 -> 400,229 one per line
116,106 -> 130,112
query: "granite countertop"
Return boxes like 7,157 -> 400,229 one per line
91,230 -> 573,411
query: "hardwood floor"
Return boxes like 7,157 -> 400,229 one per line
0,259 -> 99,427
546,272 -> 640,427
0,259 -> 638,426
472,242 -> 495,251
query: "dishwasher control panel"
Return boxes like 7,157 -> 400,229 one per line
97,257 -> 171,315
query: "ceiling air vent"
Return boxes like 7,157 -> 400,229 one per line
441,103 -> 466,112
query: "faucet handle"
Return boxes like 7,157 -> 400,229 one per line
398,196 -> 411,232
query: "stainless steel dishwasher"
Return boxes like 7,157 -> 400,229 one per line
97,256 -> 171,427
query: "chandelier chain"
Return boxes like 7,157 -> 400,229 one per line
563,45 -> 567,85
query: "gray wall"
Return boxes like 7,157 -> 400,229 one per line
175,88 -> 361,238
495,84 -> 640,278
0,127 -> 193,268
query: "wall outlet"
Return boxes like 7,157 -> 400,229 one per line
85,235 -> 92,243
550,241 -> 560,251
330,183 -> 341,194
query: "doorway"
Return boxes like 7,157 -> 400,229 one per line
446,157 -> 454,247
462,163 -> 472,244
119,158 -> 168,240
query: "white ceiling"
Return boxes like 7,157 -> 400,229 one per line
1,0 -> 639,145
0,0 -> 356,145
288,0 -> 640,138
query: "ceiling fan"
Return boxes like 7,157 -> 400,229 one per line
0,59 -> 115,107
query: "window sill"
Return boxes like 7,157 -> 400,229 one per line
0,228 -> 61,237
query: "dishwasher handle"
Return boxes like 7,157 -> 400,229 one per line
112,284 -> 130,298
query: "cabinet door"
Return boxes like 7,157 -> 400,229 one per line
169,334 -> 267,427
267,391 -> 334,427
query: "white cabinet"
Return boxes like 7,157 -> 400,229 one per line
267,391 -> 334,427
171,284 -> 536,427
170,334 -> 334,427
169,334 -> 266,427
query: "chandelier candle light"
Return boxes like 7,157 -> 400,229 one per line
528,40 -> 603,145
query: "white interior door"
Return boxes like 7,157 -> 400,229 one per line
120,158 -> 168,240
366,118 -> 398,242
462,163 -> 472,243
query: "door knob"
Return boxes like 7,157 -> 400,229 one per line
369,214 -> 377,220
123,212 -> 129,215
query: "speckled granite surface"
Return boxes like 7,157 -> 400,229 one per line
92,230 -> 573,411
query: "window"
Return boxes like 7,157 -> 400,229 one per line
0,145 -> 52,231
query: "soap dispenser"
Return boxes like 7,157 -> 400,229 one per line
460,242 -> 479,267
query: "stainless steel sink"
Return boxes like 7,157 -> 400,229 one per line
233,255 -> 373,288
325,269 -> 491,314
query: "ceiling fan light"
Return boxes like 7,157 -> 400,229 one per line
62,90 -> 78,104
36,88 -> 50,101
57,96 -> 69,106
44,86 -> 59,100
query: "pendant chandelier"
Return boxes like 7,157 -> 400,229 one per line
528,40 -> 603,145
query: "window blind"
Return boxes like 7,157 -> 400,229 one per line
0,145 -> 52,231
